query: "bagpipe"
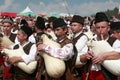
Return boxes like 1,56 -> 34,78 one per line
0,34 -> 37,74
85,31 -> 120,76
37,34 -> 66,78
87,40 -> 120,76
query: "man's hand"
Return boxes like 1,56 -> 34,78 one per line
86,51 -> 94,59
37,41 -> 46,51
92,54 -> 105,64
0,44 -> 8,51
8,56 -> 22,64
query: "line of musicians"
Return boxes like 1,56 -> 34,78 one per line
0,12 -> 120,80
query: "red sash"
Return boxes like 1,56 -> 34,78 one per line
4,66 -> 13,79
0,55 -> 4,65
81,70 -> 107,80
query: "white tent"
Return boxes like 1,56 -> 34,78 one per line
17,6 -> 36,16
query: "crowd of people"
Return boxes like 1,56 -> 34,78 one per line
0,12 -> 120,80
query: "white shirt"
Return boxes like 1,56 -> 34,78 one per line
29,34 -> 36,43
21,42 -> 37,64
112,39 -> 120,52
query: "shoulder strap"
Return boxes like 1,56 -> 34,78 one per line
23,42 -> 34,54
71,45 -> 78,68
72,33 -> 85,44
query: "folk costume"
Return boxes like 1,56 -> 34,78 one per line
9,26 -> 37,80
81,12 -> 120,80
37,18 -> 76,80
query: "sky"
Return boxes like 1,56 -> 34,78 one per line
0,0 -> 120,16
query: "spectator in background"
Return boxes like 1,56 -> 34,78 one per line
20,19 -> 28,27
27,19 -> 36,32
45,23 -> 57,41
110,21 -> 120,41
84,18 -> 90,32
0,17 -> 18,80
48,16 -> 57,28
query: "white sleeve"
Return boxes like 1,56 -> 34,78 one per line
112,39 -> 120,52
44,43 -> 74,61
75,35 -> 88,52
75,35 -> 88,64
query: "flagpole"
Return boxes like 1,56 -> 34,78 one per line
63,0 -> 70,16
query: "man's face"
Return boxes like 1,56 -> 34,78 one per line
70,22 -> 83,34
2,22 -> 12,34
17,30 -> 27,42
95,21 -> 110,36
112,30 -> 120,40
54,27 -> 67,38
27,21 -> 34,28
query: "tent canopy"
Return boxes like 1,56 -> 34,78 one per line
50,13 -> 61,18
17,6 -> 36,16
